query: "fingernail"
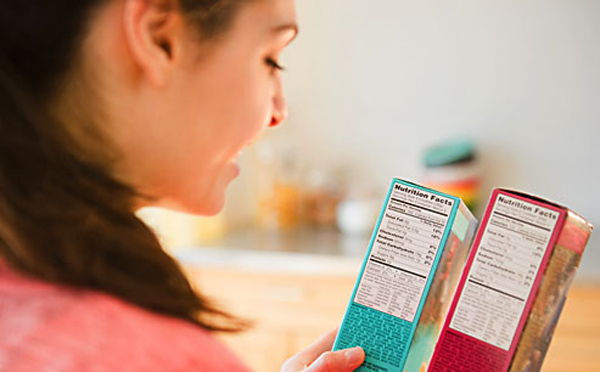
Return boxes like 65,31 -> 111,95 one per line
344,347 -> 364,366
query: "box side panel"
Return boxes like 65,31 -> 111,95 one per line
403,201 -> 478,372
508,212 -> 593,372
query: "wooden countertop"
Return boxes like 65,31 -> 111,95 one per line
541,284 -> 600,372
181,263 -> 600,372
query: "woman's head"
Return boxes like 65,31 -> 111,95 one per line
54,0 -> 298,214
0,0 -> 296,329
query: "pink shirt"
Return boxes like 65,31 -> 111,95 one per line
0,261 -> 251,372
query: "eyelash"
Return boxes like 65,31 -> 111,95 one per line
265,57 -> 285,71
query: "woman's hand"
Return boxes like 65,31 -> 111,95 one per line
281,329 -> 365,372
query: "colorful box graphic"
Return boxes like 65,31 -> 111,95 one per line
333,178 -> 478,372
428,189 -> 593,372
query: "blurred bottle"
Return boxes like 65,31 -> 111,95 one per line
421,138 -> 480,212
302,167 -> 342,228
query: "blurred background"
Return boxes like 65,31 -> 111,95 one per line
144,0 -> 599,278
139,1 -> 599,370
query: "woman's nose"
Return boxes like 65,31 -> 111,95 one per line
269,77 -> 288,127
269,109 -> 286,127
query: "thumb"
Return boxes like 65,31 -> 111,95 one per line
304,347 -> 365,372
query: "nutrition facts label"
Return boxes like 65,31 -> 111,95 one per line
354,182 -> 455,323
450,193 -> 560,350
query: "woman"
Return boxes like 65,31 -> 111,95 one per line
0,0 -> 365,371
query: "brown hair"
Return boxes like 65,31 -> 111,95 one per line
0,0 -> 248,331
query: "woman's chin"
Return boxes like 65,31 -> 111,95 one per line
179,189 -> 227,216
185,180 -> 232,216
141,164 -> 238,216
196,199 -> 226,216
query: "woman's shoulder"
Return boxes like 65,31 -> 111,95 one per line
0,261 -> 250,372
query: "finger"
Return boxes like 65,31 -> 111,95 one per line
286,328 -> 339,369
304,347 -> 365,372
301,328 -> 338,359
281,328 -> 340,371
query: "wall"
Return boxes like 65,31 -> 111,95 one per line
230,0 -> 600,279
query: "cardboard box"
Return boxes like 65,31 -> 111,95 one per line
333,178 -> 478,372
428,189 -> 593,372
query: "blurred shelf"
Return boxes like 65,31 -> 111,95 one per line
173,226 -> 369,275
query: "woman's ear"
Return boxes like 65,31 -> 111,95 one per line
122,0 -> 184,87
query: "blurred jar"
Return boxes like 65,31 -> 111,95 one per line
254,138 -> 302,231
335,176 -> 381,237
336,196 -> 380,236
421,138 -> 481,212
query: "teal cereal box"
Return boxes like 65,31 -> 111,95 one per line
333,178 -> 477,372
